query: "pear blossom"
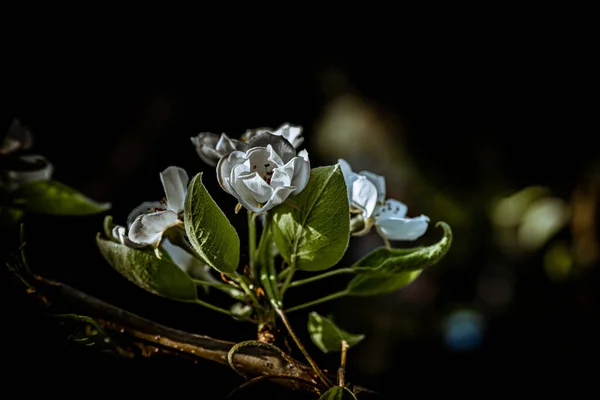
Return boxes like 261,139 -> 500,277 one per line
127,166 -> 188,247
338,159 -> 429,241
191,123 -> 304,167
217,132 -> 310,214
241,123 -> 304,148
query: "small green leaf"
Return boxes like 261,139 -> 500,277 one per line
319,387 -> 357,400
347,270 -> 423,296
272,164 -> 350,271
351,221 -> 453,274
346,222 -> 452,296
308,311 -> 365,353
12,180 -> 111,215
96,234 -> 197,301
184,172 -> 240,274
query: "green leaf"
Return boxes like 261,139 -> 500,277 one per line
308,311 -> 365,353
347,270 -> 423,296
96,234 -> 197,301
272,164 -> 350,272
12,180 -> 111,215
319,387 -> 357,400
103,215 -> 116,241
346,222 -> 452,296
184,172 -> 240,274
351,221 -> 453,274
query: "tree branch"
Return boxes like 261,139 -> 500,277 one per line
5,266 -> 378,398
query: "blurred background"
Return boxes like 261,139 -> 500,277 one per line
1,44 -> 597,396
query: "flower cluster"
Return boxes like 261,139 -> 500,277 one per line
339,159 -> 429,242
193,123 -> 309,214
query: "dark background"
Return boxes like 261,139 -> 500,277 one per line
1,38 -> 597,397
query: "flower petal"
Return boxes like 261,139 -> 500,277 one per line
217,150 -> 247,194
351,176 -> 378,218
338,158 -> 360,204
3,155 -> 54,191
359,170 -> 386,203
270,165 -> 293,189
128,210 -> 178,246
254,185 -> 296,214
160,237 -> 201,274
248,132 -> 296,164
272,123 -> 304,148
290,152 -> 310,195
127,201 -> 164,228
215,133 -> 247,154
375,214 -> 430,241
239,172 -> 273,203
160,166 -> 189,214
373,198 -> 408,219
191,132 -> 221,166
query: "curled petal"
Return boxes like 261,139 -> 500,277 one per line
253,186 -> 297,214
338,159 -> 360,204
127,201 -> 164,228
160,166 -> 189,214
359,170 -> 386,203
373,198 -> 408,219
290,151 -> 310,195
248,132 -> 296,164
239,172 -> 273,203
128,210 -> 179,246
3,155 -> 54,191
191,132 -> 221,166
272,123 -> 304,148
191,132 -> 248,167
375,214 -> 430,241
351,176 -> 378,219
215,133 -> 246,154
217,150 -> 249,194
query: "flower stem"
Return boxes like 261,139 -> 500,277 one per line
234,273 -> 262,310
248,210 -> 257,280
287,268 -> 356,288
285,290 -> 349,313
278,266 -> 291,280
193,298 -> 237,317
275,307 -> 331,388
338,340 -> 348,387
279,264 -> 296,298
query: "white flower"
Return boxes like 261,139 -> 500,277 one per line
241,123 -> 304,148
127,166 -> 188,247
191,132 -> 248,167
338,159 -> 429,241
217,132 -> 310,214
191,123 -> 304,167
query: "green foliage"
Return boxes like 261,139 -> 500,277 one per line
346,222 -> 452,296
12,180 -> 111,215
184,172 -> 240,274
319,387 -> 357,400
96,235 -> 197,302
308,311 -> 364,353
272,165 -> 350,271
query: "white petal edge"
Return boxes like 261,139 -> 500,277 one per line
160,166 -> 189,214
128,210 -> 179,246
375,214 -> 430,241
359,170 -> 386,203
